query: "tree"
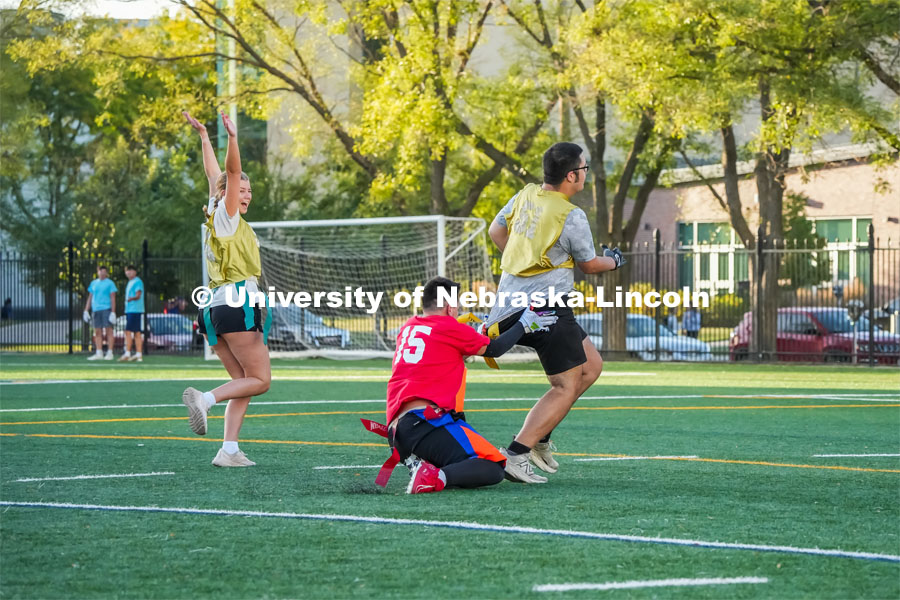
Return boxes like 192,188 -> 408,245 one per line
609,0 -> 898,358
23,0 -> 557,218
1,9 -> 96,317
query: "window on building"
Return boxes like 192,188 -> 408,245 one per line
696,222 -> 731,245
735,252 -> 749,280
678,252 -> 694,287
815,219 -> 852,243
717,253 -> 730,281
855,218 -> 872,243
678,223 -> 693,246
837,250 -> 850,280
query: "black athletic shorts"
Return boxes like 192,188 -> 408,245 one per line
496,303 -> 588,376
196,305 -> 262,337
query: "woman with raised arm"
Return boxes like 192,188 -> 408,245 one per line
181,110 -> 271,468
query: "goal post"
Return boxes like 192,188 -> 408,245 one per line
203,215 -> 495,360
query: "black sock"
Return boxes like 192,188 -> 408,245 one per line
508,440 -> 531,455
443,459 -> 505,488
539,431 -> 553,444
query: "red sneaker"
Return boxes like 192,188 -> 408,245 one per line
406,460 -> 447,494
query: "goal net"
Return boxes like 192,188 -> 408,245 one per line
203,216 -> 495,359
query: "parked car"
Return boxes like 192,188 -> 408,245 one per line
114,313 -> 201,351
728,307 -> 900,364
268,305 -> 351,349
575,313 -> 711,361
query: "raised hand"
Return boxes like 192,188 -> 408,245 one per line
221,111 -> 237,137
183,111 -> 207,136
601,245 -> 627,270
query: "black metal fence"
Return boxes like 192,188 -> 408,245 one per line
0,242 -> 202,355
3,227 -> 899,364
490,225 -> 900,365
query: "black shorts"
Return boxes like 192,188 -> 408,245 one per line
197,305 -> 262,338
389,408 -> 505,467
125,313 -> 144,333
496,304 -> 588,376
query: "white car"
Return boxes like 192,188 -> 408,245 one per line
268,305 -> 351,349
575,313 -> 711,361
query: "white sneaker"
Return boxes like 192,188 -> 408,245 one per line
530,441 -> 559,474
87,353 -> 103,361
211,448 -> 256,467
129,355 -> 143,362
182,387 -> 208,435
103,352 -> 114,360
118,354 -> 131,362
500,448 -> 548,484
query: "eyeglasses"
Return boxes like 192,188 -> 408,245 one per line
569,165 -> 590,174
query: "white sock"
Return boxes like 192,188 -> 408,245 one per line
135,352 -> 142,358
202,391 -> 217,409
122,352 -> 131,358
222,441 -> 239,454
94,350 -> 103,356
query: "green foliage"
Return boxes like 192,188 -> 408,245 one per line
705,293 -> 748,328
780,192 -> 831,289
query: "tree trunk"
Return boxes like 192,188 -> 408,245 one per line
430,154 -> 449,215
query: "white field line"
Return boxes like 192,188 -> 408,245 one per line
1,392 -> 896,413
0,371 -> 657,385
532,577 -> 769,593
813,454 -> 900,458
13,472 -> 174,483
574,455 -> 699,462
313,465 -> 381,470
1,501 -> 897,563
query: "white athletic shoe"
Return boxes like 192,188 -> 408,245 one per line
103,352 -> 114,360
129,355 -> 143,362
211,448 -> 256,467
530,441 -> 559,474
182,387 -> 208,435
87,353 -> 103,361
500,448 -> 548,484
118,354 -> 131,362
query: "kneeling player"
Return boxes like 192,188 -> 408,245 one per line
386,277 -> 556,494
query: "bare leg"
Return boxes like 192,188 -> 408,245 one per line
92,327 -> 102,353
211,338 -> 251,442
124,331 -> 133,353
134,331 -> 143,354
514,337 -> 603,447
209,331 -> 270,400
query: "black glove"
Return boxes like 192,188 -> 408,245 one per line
601,245 -> 627,270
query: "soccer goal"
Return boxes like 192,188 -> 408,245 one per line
203,215 -> 495,360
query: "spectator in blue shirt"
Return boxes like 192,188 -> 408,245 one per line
683,307 -> 701,339
83,266 -> 117,360
121,265 -> 145,362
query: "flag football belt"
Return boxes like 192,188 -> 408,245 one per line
456,312 -> 500,369
360,405 -> 465,487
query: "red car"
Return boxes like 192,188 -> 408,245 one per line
729,307 -> 900,364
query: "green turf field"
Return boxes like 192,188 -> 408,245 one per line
1,354 -> 898,598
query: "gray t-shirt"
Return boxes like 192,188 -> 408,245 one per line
487,193 -> 597,324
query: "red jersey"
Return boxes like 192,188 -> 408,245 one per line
386,314 -> 490,423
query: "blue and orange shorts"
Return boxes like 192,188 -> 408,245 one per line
390,407 -> 505,467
